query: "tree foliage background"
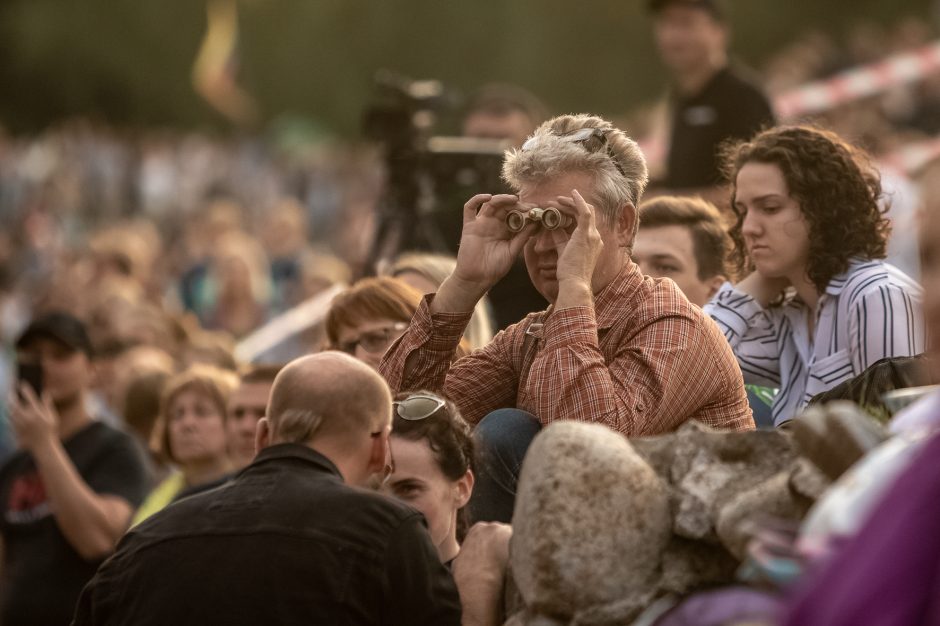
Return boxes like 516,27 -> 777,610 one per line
0,0 -> 933,136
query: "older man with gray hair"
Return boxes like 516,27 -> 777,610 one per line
73,352 -> 461,626
381,113 -> 754,523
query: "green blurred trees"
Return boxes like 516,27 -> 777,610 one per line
0,0 -> 932,135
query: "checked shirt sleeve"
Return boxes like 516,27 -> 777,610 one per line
704,283 -> 783,387
380,295 -> 470,395
380,295 -> 520,425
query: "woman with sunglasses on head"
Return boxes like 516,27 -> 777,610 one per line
705,125 -> 926,427
326,277 -> 468,372
380,391 -> 475,565
382,391 -> 517,625
379,392 -> 511,624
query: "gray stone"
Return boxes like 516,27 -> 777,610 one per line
505,416 -> 856,625
789,458 -> 832,502
635,422 -> 800,547
791,401 -> 889,480
715,470 -> 808,560
510,422 -> 671,625
657,537 -> 739,596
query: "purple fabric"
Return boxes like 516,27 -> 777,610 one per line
654,587 -> 782,626
782,430 -> 940,625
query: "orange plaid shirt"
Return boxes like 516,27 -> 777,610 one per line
380,263 -> 754,436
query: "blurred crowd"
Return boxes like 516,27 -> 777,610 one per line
0,2 -> 939,625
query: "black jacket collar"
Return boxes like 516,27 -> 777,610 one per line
243,443 -> 343,479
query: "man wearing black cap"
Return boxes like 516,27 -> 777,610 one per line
648,0 -> 775,196
0,311 -> 149,626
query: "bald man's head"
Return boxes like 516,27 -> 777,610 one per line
266,352 -> 393,446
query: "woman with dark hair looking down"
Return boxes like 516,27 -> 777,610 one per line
705,125 -> 925,427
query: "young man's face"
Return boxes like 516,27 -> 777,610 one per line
633,224 -> 723,306
226,380 -> 273,469
653,4 -> 726,74
17,337 -> 92,407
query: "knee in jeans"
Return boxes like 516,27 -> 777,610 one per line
474,409 -> 540,455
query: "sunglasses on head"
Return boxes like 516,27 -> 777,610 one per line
372,393 -> 447,488
393,393 -> 447,421
522,127 -> 626,176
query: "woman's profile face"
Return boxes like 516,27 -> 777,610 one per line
381,435 -> 468,561
735,161 -> 811,282
168,388 -> 229,469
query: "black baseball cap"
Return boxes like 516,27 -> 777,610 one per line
15,311 -> 95,357
647,0 -> 728,21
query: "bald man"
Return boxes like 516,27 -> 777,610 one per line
73,353 -> 462,626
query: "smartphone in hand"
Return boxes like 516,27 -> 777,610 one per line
16,361 -> 43,398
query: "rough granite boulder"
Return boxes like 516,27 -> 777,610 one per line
510,422 -> 671,625
506,420 -> 837,625
633,422 -> 815,562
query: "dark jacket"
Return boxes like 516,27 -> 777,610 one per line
72,443 -> 462,626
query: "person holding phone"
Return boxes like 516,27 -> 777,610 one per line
0,311 -> 149,626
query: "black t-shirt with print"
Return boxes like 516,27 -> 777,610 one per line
0,421 -> 149,626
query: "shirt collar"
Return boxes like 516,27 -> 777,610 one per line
527,262 -> 640,337
594,262 -> 645,329
824,257 -> 877,296
244,443 -> 343,478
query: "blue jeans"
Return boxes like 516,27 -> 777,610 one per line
468,409 -> 541,524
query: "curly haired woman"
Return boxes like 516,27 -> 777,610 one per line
705,125 -> 925,426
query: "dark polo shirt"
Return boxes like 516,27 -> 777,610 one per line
72,443 -> 461,626
664,65 -> 775,189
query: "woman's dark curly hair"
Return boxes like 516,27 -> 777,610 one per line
722,125 -> 891,293
392,391 -> 475,540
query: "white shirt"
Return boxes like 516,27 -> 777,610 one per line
705,259 -> 926,426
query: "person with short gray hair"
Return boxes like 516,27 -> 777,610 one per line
381,113 -> 754,523
73,352 -> 462,626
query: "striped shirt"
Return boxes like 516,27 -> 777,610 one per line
705,259 -> 925,426
380,263 -> 754,436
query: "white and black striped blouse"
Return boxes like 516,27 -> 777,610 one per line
705,258 -> 926,426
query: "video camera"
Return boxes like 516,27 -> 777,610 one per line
362,71 -> 511,261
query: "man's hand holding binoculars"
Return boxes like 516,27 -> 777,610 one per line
431,190 -> 603,315
431,193 -> 536,314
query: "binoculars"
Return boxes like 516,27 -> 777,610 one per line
506,207 -> 573,233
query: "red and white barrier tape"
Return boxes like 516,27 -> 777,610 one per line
881,135 -> 940,174
641,40 -> 940,176
776,40 -> 940,119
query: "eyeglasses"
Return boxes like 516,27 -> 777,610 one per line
338,322 -> 408,355
393,393 -> 446,421
521,127 -> 626,176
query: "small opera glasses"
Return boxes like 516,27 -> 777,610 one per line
505,207 -> 573,233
